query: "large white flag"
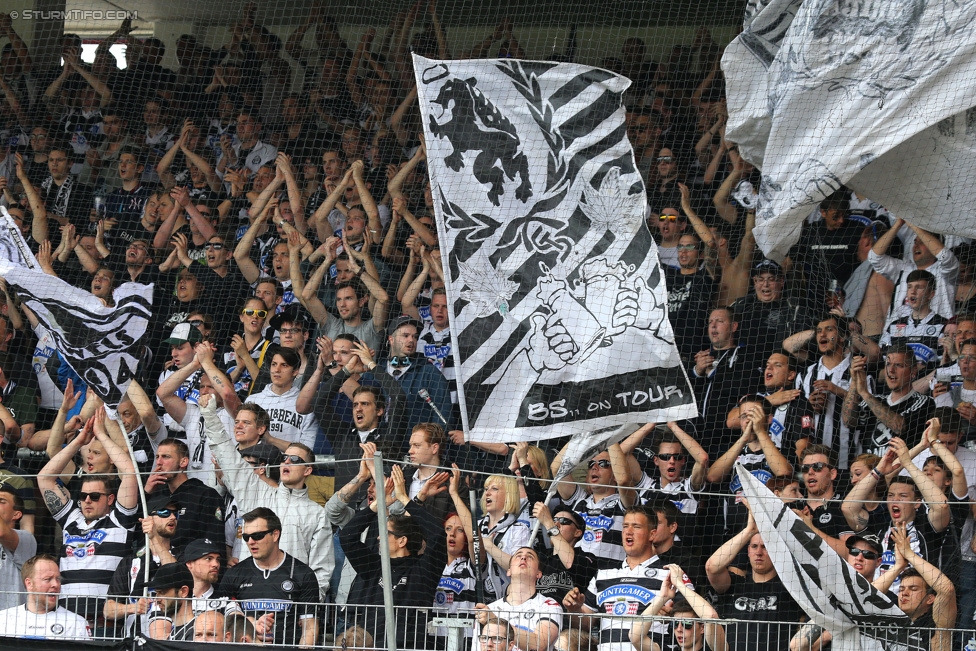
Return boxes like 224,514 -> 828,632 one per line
414,55 -> 696,443
0,209 -> 152,407
737,465 -> 911,651
724,0 -> 976,261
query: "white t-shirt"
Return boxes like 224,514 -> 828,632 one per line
0,530 -> 36,610
0,604 -> 91,639
480,592 -> 563,651
248,384 -> 319,448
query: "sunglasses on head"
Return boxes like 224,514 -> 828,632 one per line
242,308 -> 268,318
849,547 -> 879,560
800,462 -> 833,473
241,529 -> 273,542
656,453 -> 686,462
588,459 -> 611,469
151,508 -> 178,518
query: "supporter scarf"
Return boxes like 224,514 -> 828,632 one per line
41,172 -> 73,218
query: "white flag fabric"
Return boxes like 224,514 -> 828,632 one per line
413,55 -> 696,443
736,465 -> 910,651
724,0 -> 976,261
0,209 -> 152,407
551,423 -> 639,486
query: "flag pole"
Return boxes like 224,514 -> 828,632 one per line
108,407 -> 152,587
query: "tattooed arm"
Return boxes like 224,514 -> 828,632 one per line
39,417 -> 94,515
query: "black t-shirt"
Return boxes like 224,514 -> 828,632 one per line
790,219 -> 863,287
665,266 -> 717,359
161,477 -> 227,558
216,553 -> 320,647
807,498 -> 851,538
731,295 -> 812,366
720,572 -> 804,651
106,185 -> 152,226
535,543 -> 598,603
854,391 -> 934,456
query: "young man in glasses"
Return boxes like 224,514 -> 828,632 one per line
532,504 -> 597,603
191,233 -> 251,307
554,444 -> 636,569
842,342 -> 934,457
653,206 -> 687,269
787,445 -> 851,557
38,412 -> 139,622
217,507 -> 319,647
201,394 -> 333,601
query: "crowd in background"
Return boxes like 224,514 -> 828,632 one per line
0,4 -> 972,650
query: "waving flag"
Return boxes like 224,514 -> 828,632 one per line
0,209 -> 152,407
737,465 -> 910,651
724,0 -> 976,260
414,55 -> 696,443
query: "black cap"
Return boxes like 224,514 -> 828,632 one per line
752,259 -> 785,277
846,532 -> 883,555
390,314 -> 422,334
552,508 -> 585,531
239,441 -> 283,466
179,538 -> 224,563
147,493 -> 178,515
148,563 -> 194,592
269,305 -> 310,333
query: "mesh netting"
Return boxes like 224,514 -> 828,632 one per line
0,1 -> 973,649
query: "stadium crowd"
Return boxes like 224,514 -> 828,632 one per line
0,5 -> 971,651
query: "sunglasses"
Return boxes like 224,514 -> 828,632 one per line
588,459 -> 611,469
479,637 -> 509,645
659,214 -> 678,222
800,462 -> 833,473
151,508 -> 178,518
678,620 -> 698,629
553,517 -> 577,527
187,319 -> 205,327
241,308 -> 269,318
657,156 -> 674,163
242,529 -> 273,542
677,244 -> 698,251
204,242 -> 224,250
282,454 -> 306,465
848,548 -> 879,560
656,453 -> 686,462
79,491 -> 107,502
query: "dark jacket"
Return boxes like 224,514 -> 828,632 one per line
374,353 -> 453,433
340,500 -> 446,648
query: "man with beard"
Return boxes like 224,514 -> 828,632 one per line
146,563 -> 196,641
181,538 -> 223,608
790,445 -> 851,557
103,493 -> 179,635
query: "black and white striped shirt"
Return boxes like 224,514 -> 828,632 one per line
419,321 -> 456,405
797,354 -> 855,468
564,486 -> 626,569
433,557 -> 478,637
53,500 -> 138,600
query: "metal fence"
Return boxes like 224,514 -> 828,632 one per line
0,595 -> 968,651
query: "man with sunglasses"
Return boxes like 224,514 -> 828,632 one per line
532,504 -> 597,603
191,234 -> 251,307
790,445 -> 851,557
38,412 -> 139,621
217,507 -> 319,647
652,206 -> 687,269
201,394 -> 333,601
103,493 -> 179,636
666,229 -> 718,360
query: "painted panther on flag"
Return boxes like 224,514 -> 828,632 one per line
414,55 -> 696,443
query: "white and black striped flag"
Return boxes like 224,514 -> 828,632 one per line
0,209 -> 152,407
737,465 -> 911,651
414,55 -> 697,443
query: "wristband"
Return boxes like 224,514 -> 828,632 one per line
870,468 -> 882,480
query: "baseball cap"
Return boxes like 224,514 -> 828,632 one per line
148,562 -> 194,592
239,441 -> 283,466
846,532 -> 883,555
390,314 -> 422,334
752,259 -> 785,278
163,322 -> 204,346
147,493 -> 178,515
268,305 -> 311,333
179,538 -> 224,563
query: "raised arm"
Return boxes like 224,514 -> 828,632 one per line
39,418 -> 92,515
233,207 -> 270,284
705,514 -> 757,594
842,449 -> 895,532
311,169 -> 351,242
125,380 -> 164,444
712,149 -> 745,225
94,408 -> 138,509
893,522 -> 956,632
706,426 -> 751,484
890,436 -> 948,532
670,421 -> 710,490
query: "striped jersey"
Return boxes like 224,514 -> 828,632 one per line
565,486 -> 626,569
797,354 -> 855,468
483,593 -> 563,651
419,321 -> 457,405
433,557 -> 478,637
879,312 -> 948,368
53,501 -> 138,599
585,556 -> 692,651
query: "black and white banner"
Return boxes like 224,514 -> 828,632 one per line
737,465 -> 911,651
0,209 -> 152,407
724,0 -> 976,261
414,55 -> 696,442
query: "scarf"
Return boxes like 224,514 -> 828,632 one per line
42,173 -> 73,218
